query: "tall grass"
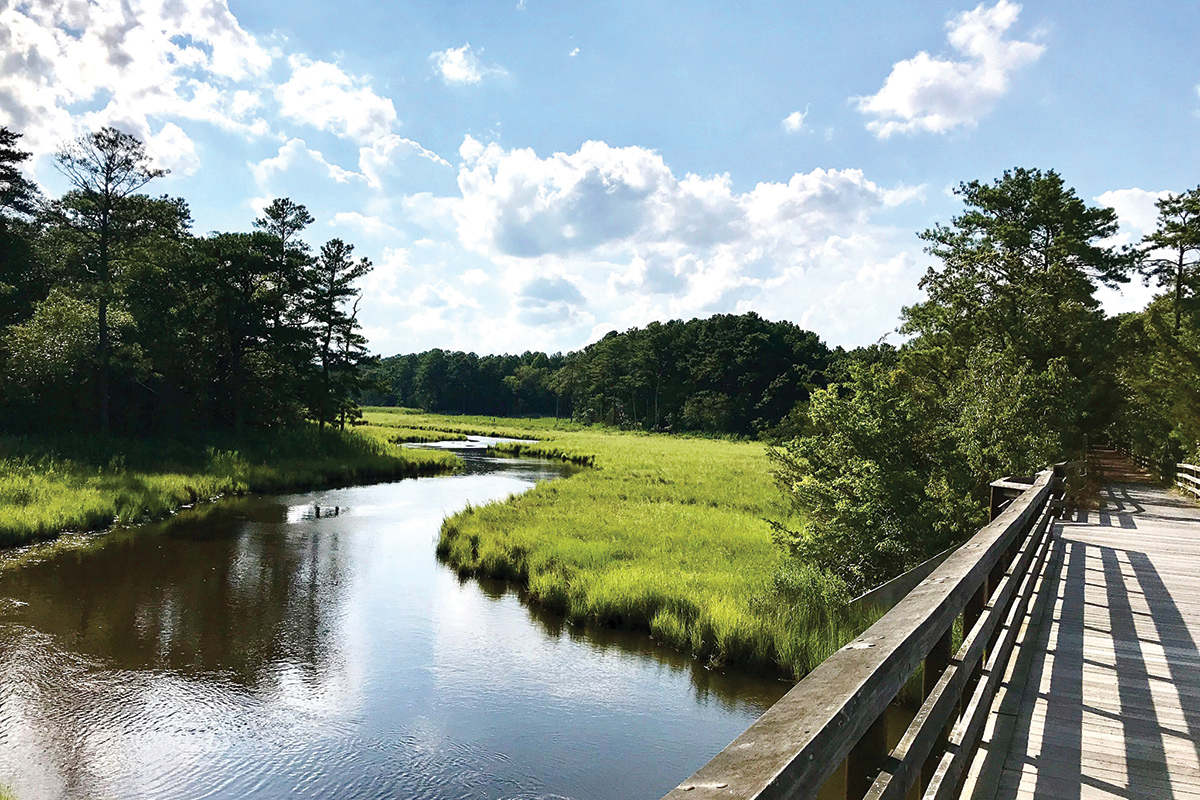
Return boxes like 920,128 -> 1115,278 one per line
0,426 -> 457,547
394,412 -> 877,680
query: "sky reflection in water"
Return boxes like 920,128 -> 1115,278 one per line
0,454 -> 788,800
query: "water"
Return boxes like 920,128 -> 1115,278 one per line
0,451 -> 789,800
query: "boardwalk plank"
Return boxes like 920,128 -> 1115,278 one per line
962,471 -> 1200,800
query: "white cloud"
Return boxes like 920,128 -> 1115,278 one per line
145,122 -> 200,176
1097,188 -> 1169,240
357,133 -> 450,189
854,1 -> 1043,138
414,136 -> 927,350
0,0 -> 276,158
430,44 -> 506,85
782,109 -> 807,133
1094,187 -> 1172,315
569,47 -> 580,58
331,211 -> 400,237
276,55 -> 398,144
250,138 -> 361,186
455,136 -> 919,260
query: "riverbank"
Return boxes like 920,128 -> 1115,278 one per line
360,409 -> 875,680
0,426 -> 458,547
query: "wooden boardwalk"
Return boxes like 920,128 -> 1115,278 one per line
963,460 -> 1200,799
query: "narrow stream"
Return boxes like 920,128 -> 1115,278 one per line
0,449 -> 789,800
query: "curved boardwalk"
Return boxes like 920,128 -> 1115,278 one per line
963,454 -> 1200,799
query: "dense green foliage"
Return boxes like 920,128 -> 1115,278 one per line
771,168 -> 1137,592
363,312 -> 833,436
1112,187 -> 1200,471
0,126 -> 374,435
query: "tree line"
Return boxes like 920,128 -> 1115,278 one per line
0,126 -> 373,435
363,312 -> 835,436
770,168 -> 1200,594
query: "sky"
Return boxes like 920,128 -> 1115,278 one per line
2,0 -> 1197,356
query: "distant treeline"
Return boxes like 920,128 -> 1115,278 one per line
0,126 -> 372,434
362,312 -> 842,436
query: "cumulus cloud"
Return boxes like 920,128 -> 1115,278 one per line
782,109 -> 807,133
854,1 -> 1043,138
515,276 -> 587,325
145,122 -> 201,176
1092,187 -> 1172,315
331,211 -> 400,237
0,0 -> 275,157
358,133 -> 450,189
424,136 -> 925,349
250,138 -> 361,186
276,55 -> 398,144
430,44 -> 506,85
456,136 -> 918,261
1097,188 -> 1169,241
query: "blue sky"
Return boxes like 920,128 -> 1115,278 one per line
2,0 -> 1196,355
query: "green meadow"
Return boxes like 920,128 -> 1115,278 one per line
0,426 -> 457,547
361,409 -> 873,679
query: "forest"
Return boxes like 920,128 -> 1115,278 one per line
0,126 -> 373,435
361,312 -> 833,436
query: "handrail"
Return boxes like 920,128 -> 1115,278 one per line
661,467 -> 1062,800
1176,463 -> 1200,499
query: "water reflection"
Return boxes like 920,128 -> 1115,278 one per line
0,454 -> 787,800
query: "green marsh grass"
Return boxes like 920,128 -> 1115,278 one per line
0,426 -> 457,547
364,411 -> 879,679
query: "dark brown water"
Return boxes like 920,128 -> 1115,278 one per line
0,452 -> 789,800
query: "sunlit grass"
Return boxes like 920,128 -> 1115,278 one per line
0,426 -> 457,547
365,410 -> 876,679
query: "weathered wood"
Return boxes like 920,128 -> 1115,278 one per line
850,546 -> 960,614
864,501 -> 1055,800
661,471 -> 1055,800
925,504 -> 1056,799
963,469 -> 1200,799
847,715 -> 888,800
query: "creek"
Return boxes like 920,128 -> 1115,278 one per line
0,447 -> 788,800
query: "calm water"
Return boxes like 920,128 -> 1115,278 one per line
0,452 -> 789,800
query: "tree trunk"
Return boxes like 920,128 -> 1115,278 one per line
98,204 -> 111,432
1176,249 -> 1184,334
98,294 -> 109,431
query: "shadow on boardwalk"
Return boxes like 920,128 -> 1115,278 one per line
965,452 -> 1200,799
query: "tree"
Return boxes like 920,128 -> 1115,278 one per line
904,167 -> 1131,444
0,127 -> 39,218
254,198 -> 314,318
769,362 -> 979,593
53,127 -> 167,429
1139,187 -> 1200,333
193,232 -> 279,429
0,127 -> 44,327
304,239 -> 372,430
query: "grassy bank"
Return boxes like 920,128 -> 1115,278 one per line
360,409 -> 875,679
0,426 -> 457,547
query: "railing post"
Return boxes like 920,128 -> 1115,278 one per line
963,576 -> 988,701
922,626 -> 955,790
846,713 -> 888,800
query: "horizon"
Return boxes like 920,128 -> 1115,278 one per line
2,0 -> 1193,356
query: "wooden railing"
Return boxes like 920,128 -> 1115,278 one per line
1176,463 -> 1200,500
662,466 -> 1064,800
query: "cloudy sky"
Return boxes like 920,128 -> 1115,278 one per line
2,0 -> 1196,356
